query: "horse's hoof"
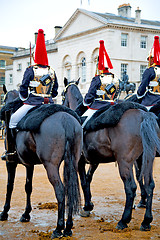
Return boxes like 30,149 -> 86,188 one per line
137,201 -> 146,208
116,220 -> 128,230
63,228 -> 72,237
79,208 -> 90,217
20,214 -> 30,222
51,229 -> 63,239
84,202 -> 94,211
0,212 -> 8,221
140,223 -> 151,231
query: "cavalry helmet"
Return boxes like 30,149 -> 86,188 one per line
98,40 -> 113,74
147,36 -> 160,65
34,29 -> 49,66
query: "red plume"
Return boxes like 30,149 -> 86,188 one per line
154,36 -> 160,65
98,40 -> 113,71
34,29 -> 49,66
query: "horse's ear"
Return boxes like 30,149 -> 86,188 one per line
64,77 -> 68,87
3,84 -> 7,94
75,78 -> 80,85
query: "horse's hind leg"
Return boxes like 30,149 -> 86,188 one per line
20,165 -> 34,222
0,161 -> 17,221
135,155 -> 147,208
117,164 -> 137,230
140,166 -> 155,231
78,155 -> 98,216
44,162 -> 65,239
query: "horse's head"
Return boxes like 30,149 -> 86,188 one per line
62,78 -> 83,110
2,84 -> 19,106
4,90 -> 19,105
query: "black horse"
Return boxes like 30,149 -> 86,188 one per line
62,78 -> 160,231
0,88 -> 83,238
0,88 -> 35,223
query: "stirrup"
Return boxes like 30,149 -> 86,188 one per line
1,151 -> 17,162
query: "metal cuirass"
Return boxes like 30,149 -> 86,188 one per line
97,74 -> 119,99
29,66 -> 55,95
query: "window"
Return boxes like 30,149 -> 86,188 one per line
9,74 -> 13,84
140,36 -> 147,49
81,57 -> 86,83
121,33 -> 128,47
17,63 -> 22,71
0,60 -> 5,68
121,64 -> 128,79
140,65 -> 147,81
67,69 -> 71,82
0,77 -> 5,85
0,94 -> 4,106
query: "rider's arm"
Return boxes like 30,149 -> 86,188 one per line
83,76 -> 101,106
137,67 -> 155,98
51,73 -> 58,98
19,67 -> 34,101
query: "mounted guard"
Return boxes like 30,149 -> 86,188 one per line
76,40 -> 119,126
137,35 -> 160,110
2,29 -> 58,162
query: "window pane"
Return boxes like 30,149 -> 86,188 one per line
0,77 -> 5,85
140,36 -> 147,49
140,65 -> 147,81
9,74 -> 13,84
121,34 -> 127,47
121,64 -> 127,79
0,60 -> 5,68
81,57 -> 86,83
67,69 -> 71,82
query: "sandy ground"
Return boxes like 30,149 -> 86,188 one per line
0,138 -> 160,240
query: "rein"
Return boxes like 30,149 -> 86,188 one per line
62,82 -> 78,103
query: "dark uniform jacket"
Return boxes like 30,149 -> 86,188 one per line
20,66 -> 58,105
84,75 -> 114,110
137,65 -> 160,107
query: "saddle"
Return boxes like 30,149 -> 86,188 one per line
83,101 -> 148,132
0,97 -> 81,132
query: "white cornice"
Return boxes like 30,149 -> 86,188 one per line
56,22 -> 160,43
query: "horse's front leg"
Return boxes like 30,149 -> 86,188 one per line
140,171 -> 155,231
44,162 -> 65,239
20,165 -> 34,222
78,154 -> 98,216
0,161 -> 17,221
116,164 -> 137,230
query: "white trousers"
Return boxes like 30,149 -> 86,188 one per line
9,104 -> 35,128
82,108 -> 97,128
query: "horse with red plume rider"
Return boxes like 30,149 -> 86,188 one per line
2,29 -> 58,162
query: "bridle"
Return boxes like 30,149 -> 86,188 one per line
61,82 -> 78,105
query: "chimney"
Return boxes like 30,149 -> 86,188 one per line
34,32 -> 38,44
34,31 -> 46,44
118,3 -> 131,18
135,7 -> 141,24
54,26 -> 62,36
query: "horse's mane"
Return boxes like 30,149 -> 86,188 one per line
0,97 -> 23,120
68,83 -> 83,105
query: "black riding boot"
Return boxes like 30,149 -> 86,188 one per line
75,102 -> 88,116
1,128 -> 18,162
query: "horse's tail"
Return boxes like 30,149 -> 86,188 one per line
63,141 -> 81,215
140,112 -> 160,178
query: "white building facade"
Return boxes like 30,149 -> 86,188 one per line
5,5 -> 160,103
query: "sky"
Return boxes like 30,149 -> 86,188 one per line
0,0 -> 160,48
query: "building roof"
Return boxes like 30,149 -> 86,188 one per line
55,8 -> 160,41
